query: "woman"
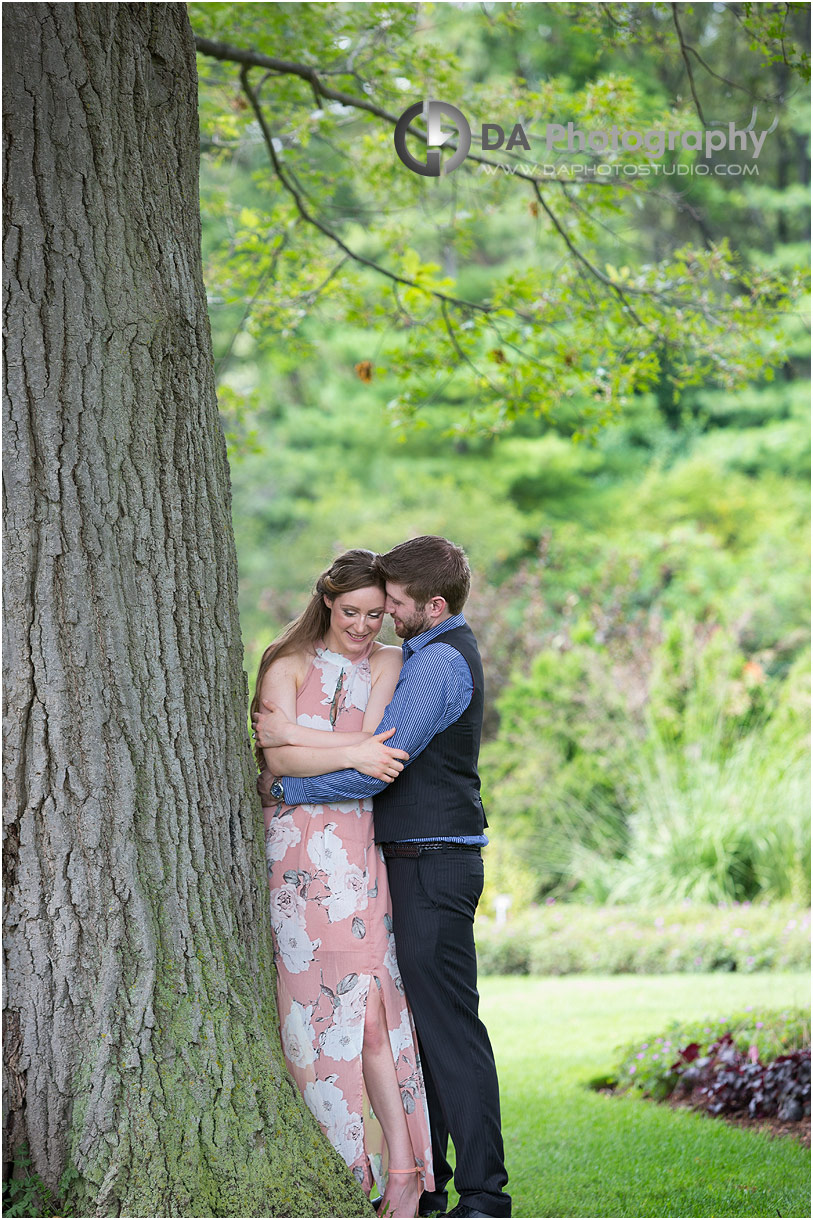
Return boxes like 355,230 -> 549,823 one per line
251,550 -> 432,1218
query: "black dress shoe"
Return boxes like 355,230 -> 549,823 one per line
445,1206 -> 501,1218
419,1190 -> 448,1217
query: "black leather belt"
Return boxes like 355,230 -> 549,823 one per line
380,841 -> 482,858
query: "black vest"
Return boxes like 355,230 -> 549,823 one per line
373,622 -> 486,842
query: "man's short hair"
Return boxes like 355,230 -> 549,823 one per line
376,535 -> 471,615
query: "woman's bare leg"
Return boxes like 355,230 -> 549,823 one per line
362,981 -> 419,1218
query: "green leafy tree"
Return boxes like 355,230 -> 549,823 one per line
191,1 -> 809,438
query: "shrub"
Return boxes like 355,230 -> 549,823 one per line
481,620 -> 810,910
2,1143 -> 78,1218
475,901 -> 810,976
611,1008 -> 811,1121
682,1038 -> 811,1121
571,679 -> 811,906
480,641 -> 632,897
475,924 -> 532,976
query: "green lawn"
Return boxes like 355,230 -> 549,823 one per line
457,973 -> 810,1219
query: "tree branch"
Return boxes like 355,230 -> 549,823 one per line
202,33 -> 761,373
671,4 -> 707,126
214,233 -> 288,382
204,40 -> 657,328
439,299 -> 502,393
532,182 -> 651,330
238,64 -> 497,319
197,35 -> 406,123
682,41 -> 776,102
196,34 -> 642,193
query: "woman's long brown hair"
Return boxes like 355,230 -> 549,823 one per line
250,549 -> 383,771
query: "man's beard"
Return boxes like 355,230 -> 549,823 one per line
394,609 -> 432,640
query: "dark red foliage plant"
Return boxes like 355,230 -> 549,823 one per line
672,1034 -> 811,1121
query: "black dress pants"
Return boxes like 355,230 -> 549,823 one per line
385,850 -> 511,1218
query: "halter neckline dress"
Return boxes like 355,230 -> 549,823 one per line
261,641 -> 433,1196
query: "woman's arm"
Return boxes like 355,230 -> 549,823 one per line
256,648 -> 407,781
264,728 -> 405,780
257,646 -> 402,749
362,645 -> 402,731
255,700 -> 370,750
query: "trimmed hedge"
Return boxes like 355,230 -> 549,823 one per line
475,901 -> 810,976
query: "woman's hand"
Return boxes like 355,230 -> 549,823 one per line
253,699 -> 295,748
347,728 -> 409,782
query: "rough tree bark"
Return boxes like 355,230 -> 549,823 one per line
2,5 -> 368,1215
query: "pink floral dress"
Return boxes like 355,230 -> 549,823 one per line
261,644 -> 434,1196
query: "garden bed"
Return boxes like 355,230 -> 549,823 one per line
600,1005 -> 811,1149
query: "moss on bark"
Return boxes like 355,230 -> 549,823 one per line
3,5 -> 376,1215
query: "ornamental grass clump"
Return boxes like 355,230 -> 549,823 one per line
570,715 -> 810,907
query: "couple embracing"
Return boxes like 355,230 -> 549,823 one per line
252,536 -> 511,1220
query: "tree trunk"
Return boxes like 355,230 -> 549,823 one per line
2,5 -> 368,1215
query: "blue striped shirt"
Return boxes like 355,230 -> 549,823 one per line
280,613 -> 486,847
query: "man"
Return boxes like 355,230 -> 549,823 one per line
256,536 -> 510,1219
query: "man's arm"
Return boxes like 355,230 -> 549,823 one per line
279,643 -> 472,804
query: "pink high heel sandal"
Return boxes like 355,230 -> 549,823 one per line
375,1167 -> 421,1218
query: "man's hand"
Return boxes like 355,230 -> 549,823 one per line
256,768 -> 280,801
253,699 -> 295,748
347,729 -> 409,782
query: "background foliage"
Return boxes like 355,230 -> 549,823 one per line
189,2 -> 810,914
